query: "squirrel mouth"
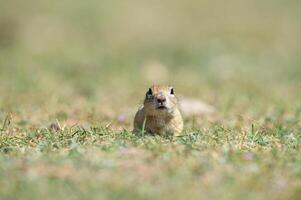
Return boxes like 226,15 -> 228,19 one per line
157,105 -> 167,110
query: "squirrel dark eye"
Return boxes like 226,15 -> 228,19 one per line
170,88 -> 175,95
146,88 -> 153,98
147,88 -> 153,95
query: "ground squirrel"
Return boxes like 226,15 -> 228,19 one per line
133,85 -> 184,136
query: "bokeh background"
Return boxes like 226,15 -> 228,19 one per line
1,1 -> 301,199
0,0 -> 300,127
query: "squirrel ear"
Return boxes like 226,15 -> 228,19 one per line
170,87 -> 175,95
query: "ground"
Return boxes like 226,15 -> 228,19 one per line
0,0 -> 301,199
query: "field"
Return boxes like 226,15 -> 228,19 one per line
0,0 -> 301,199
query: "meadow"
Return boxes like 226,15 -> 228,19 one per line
0,0 -> 300,199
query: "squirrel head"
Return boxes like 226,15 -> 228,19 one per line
144,85 -> 178,116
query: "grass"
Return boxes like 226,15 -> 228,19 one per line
0,0 -> 301,199
0,117 -> 300,199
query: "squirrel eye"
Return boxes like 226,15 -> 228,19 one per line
170,88 -> 175,95
146,88 -> 153,96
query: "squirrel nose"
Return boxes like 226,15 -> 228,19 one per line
157,96 -> 166,104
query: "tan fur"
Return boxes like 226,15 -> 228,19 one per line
133,85 -> 184,136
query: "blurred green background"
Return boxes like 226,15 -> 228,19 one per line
0,1 -> 301,200
0,0 -> 300,126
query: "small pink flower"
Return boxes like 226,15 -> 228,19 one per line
243,152 -> 254,161
117,113 -> 127,123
